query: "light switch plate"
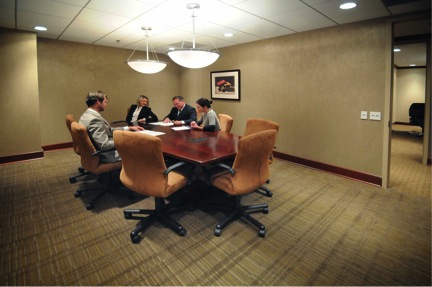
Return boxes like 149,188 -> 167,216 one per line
370,111 -> 381,121
361,111 -> 368,120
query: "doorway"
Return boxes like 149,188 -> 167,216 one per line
388,18 -> 431,196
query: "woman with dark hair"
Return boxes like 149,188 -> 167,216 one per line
190,98 -> 220,132
125,95 -> 158,124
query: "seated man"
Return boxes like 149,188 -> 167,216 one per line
79,91 -> 143,163
162,95 -> 197,126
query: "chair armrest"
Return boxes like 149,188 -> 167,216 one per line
111,120 -> 127,124
216,162 -> 236,174
164,161 -> 187,175
92,148 -> 116,157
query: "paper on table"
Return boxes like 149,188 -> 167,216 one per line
149,121 -> 174,126
137,130 -> 165,136
171,126 -> 191,131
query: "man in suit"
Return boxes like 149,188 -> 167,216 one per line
162,95 -> 197,126
79,91 -> 143,163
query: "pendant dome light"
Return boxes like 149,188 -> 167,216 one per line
166,3 -> 220,69
126,27 -> 167,74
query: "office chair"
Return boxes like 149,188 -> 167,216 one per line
111,108 -> 130,126
70,122 -> 123,210
243,118 -> 280,197
218,113 -> 234,133
113,130 -> 191,243
208,129 -> 277,237
65,114 -> 90,183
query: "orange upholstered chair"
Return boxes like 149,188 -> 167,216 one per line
113,130 -> 192,243
218,113 -> 234,133
65,114 -> 90,183
243,118 -> 280,197
70,122 -> 123,210
209,129 -> 277,237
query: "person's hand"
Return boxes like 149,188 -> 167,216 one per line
163,118 -> 171,123
190,121 -> 197,127
129,126 -> 144,131
173,120 -> 181,126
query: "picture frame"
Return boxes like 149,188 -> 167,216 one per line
210,69 -> 240,101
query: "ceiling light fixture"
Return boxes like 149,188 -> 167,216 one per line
166,3 -> 220,69
393,48 -> 401,52
339,2 -> 357,9
126,27 -> 167,74
34,26 -> 47,31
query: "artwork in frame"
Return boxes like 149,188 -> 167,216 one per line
211,70 -> 240,101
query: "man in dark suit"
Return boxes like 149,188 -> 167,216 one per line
79,91 -> 143,163
163,95 -> 197,126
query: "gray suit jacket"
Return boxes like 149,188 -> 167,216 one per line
79,109 -> 123,163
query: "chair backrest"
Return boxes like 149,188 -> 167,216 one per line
65,114 -> 80,154
113,130 -> 187,198
243,118 -> 279,137
218,114 -> 234,133
243,118 -> 280,163
70,121 -> 100,172
212,129 -> 277,195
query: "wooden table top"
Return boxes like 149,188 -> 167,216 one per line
144,125 -> 239,166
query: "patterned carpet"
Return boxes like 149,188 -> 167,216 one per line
0,134 -> 430,285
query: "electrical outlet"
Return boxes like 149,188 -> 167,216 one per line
369,111 -> 381,121
360,111 -> 368,120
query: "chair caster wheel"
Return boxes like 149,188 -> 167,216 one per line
258,230 -> 266,237
177,228 -> 187,237
131,235 -> 140,244
266,191 -> 273,197
214,229 -> 222,237
78,167 -> 85,173
124,213 -> 132,219
74,191 -> 81,198
86,203 -> 93,210
69,178 -> 77,183
263,207 -> 269,214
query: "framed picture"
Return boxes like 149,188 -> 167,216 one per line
211,69 -> 240,101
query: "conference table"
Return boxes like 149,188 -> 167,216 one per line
139,123 -> 240,166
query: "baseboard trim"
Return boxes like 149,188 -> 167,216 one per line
0,151 -> 44,165
42,142 -> 73,151
393,121 -> 411,125
273,151 -> 382,187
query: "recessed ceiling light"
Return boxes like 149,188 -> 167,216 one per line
34,26 -> 47,31
409,64 -> 416,66
393,48 -> 401,52
340,2 -> 357,9
168,47 -> 175,51
224,32 -> 234,37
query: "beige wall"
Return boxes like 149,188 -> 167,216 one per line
0,19 -> 392,178
0,29 -> 41,157
393,68 -> 426,123
36,38 -> 181,146
182,19 -> 391,176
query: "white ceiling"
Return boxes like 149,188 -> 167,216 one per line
0,0 -> 430,66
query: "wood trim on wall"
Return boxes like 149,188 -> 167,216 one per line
1,142 -> 393,184
273,151 -> 382,186
0,143 -> 73,164
42,142 -> 73,151
0,151 -> 44,165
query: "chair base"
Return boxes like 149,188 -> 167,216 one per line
69,166 -> 90,183
75,170 -> 132,210
255,185 -> 273,197
208,195 -> 268,237
75,186 -> 107,210
124,197 -> 187,243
